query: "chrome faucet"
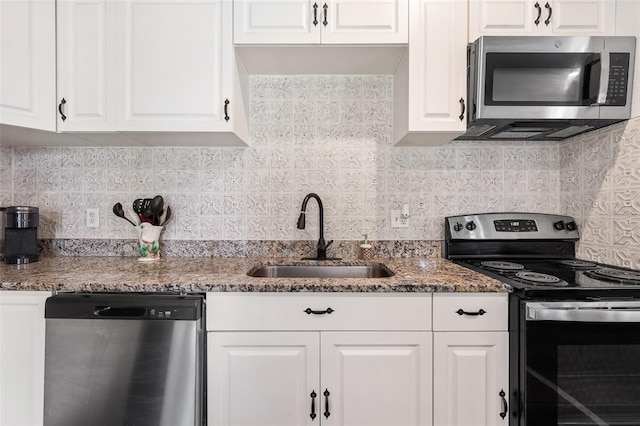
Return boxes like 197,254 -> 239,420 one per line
296,193 -> 333,260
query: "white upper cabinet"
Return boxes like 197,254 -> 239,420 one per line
393,0 -> 468,146
57,0 -> 117,131
0,0 -> 56,132
469,0 -> 616,41
116,0 -> 234,132
233,0 -> 408,44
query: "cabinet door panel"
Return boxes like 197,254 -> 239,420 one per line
0,291 -> 49,426
234,0 -> 319,44
468,0 -> 535,41
117,0 -> 231,131
321,332 -> 432,426
322,0 -> 408,44
209,331 -> 319,426
433,332 -> 509,426
551,0 -> 615,35
0,0 -> 56,131
57,0 -> 116,131
408,0 -> 467,133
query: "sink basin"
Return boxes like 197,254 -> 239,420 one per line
247,264 -> 394,279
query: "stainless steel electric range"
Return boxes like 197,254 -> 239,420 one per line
443,212 -> 640,426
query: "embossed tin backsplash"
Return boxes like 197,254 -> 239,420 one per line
1,75 -> 639,268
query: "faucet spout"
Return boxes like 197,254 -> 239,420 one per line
297,193 -> 333,260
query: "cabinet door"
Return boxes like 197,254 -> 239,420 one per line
233,0 -> 320,44
468,0 -> 537,40
433,332 -> 509,426
407,0 -> 467,134
57,0 -> 117,131
549,0 -> 615,35
0,291 -> 49,426
321,332 -> 432,426
469,0 -> 615,41
116,0 -> 233,131
0,0 -> 56,132
321,0 -> 408,44
209,331 -> 320,426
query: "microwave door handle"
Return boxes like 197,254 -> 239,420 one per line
527,304 -> 640,322
594,52 -> 610,105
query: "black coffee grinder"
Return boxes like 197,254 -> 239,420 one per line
3,206 -> 39,264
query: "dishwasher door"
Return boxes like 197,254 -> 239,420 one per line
43,293 -> 204,426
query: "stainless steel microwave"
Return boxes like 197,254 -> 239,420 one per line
457,36 -> 636,141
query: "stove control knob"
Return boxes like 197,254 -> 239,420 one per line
466,221 -> 477,231
453,222 -> 463,232
553,221 -> 565,230
566,221 -> 577,231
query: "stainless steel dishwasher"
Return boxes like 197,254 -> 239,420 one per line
43,293 -> 205,426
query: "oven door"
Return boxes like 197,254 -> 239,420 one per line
519,301 -> 640,426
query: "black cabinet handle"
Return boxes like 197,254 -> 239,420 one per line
534,2 -> 541,26
456,308 -> 486,316
310,390 -> 317,420
544,2 -> 552,26
499,389 -> 508,419
58,98 -> 67,121
304,307 -> 334,315
323,389 -> 330,418
459,98 -> 465,121
322,3 -> 328,27
224,98 -> 230,122
312,3 -> 318,26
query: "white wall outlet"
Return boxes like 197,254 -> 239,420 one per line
87,208 -> 99,228
391,210 -> 409,228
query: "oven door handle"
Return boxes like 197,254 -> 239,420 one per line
526,302 -> 640,322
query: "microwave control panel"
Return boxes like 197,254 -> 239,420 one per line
606,53 -> 630,106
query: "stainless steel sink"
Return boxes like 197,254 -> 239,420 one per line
247,264 -> 394,279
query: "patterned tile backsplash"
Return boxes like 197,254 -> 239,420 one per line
0,74 -> 638,267
560,117 -> 640,269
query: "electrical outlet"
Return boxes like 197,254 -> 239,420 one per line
391,210 -> 409,228
87,208 -> 99,228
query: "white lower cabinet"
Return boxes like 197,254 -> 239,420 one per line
432,293 -> 509,426
0,291 -> 50,426
207,293 -> 433,426
321,332 -> 432,426
209,331 -> 320,426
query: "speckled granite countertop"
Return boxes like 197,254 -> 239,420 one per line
0,256 -> 507,293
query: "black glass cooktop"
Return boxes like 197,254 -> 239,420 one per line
457,258 -> 640,293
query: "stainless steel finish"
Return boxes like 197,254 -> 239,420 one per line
457,35 -> 636,141
526,301 -> 640,322
248,264 -> 394,278
44,294 -> 204,426
596,52 -> 610,105
445,212 -> 579,240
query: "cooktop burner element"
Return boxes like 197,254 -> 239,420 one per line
479,261 -> 525,271
557,259 -> 597,269
512,271 -> 567,286
585,268 -> 640,285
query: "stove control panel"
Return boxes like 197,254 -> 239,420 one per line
445,213 -> 580,240
494,219 -> 537,232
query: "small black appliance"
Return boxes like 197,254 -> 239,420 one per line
4,206 -> 39,264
